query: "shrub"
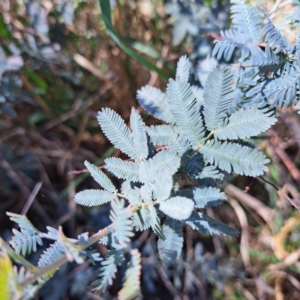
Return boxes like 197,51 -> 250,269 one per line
2,0 -> 300,299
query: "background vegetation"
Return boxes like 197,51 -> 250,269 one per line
1,0 -> 300,299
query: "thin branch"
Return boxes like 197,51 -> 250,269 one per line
19,204 -> 139,287
68,146 -> 170,175
19,226 -> 112,287
0,239 -> 38,273
156,265 -> 182,300
21,181 -> 43,215
258,176 -> 300,211
68,158 -> 134,175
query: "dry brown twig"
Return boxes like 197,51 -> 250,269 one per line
228,198 -> 251,269
224,184 -> 273,224
258,176 -> 300,212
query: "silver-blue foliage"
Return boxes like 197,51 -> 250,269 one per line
9,1 -> 300,296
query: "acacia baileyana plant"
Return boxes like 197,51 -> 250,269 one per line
2,0 -> 300,299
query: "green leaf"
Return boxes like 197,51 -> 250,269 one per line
159,196 -> 194,220
99,0 -> 168,78
27,70 -> 48,92
129,39 -> 160,59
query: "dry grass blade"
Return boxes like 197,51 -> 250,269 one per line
272,216 -> 300,260
228,198 -> 250,268
21,181 -> 43,215
266,271 -> 300,291
225,184 -> 273,223
258,176 -> 300,212
73,53 -> 116,88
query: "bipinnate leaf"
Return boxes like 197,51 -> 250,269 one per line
105,157 -> 139,182
214,107 -> 276,140
230,0 -> 264,42
74,190 -> 115,207
38,241 -> 65,267
175,55 -> 190,82
193,187 -> 226,208
168,125 -> 191,156
246,43 -> 282,69
41,226 -> 59,240
197,165 -> 224,181
130,108 -> 148,159
133,207 -> 152,231
121,181 -> 142,206
7,213 -> 42,256
203,66 -> 234,131
191,86 -> 204,108
197,56 -> 218,87
200,140 -> 269,176
159,196 -> 194,220
133,205 -> 161,232
146,124 -> 175,146
110,199 -> 134,247
118,249 -> 141,300
98,108 -> 137,159
136,85 -> 174,123
152,168 -> 173,201
167,79 -> 205,149
140,182 -> 153,203
9,230 -> 43,257
185,212 -> 238,237
158,218 -> 183,264
147,205 -> 164,239
262,18 -> 290,53
84,161 -> 116,193
246,68 -> 300,108
212,29 -> 248,61
58,227 -> 84,264
93,250 -> 123,292
138,150 -> 180,202
146,149 -> 181,177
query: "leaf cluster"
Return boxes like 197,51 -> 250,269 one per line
5,0 -> 300,299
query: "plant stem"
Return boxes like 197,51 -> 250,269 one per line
0,239 -> 38,273
205,130 -> 215,141
19,204 -> 142,287
19,226 -> 112,287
